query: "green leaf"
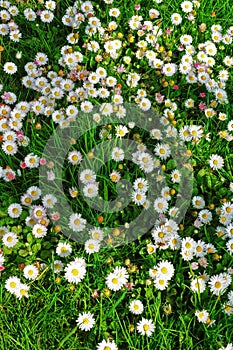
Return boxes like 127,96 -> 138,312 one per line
32,243 -> 41,254
27,233 -> 34,244
18,249 -> 29,257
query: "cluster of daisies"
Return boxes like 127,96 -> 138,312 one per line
0,0 -> 57,43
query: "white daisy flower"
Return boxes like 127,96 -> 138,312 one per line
15,283 -> 30,300
198,209 -> 213,223
129,300 -> 144,315
8,203 -> 22,218
80,169 -> 96,184
5,276 -> 21,294
208,274 -> 228,296
56,242 -> 72,257
195,309 -> 209,323
25,153 -> 40,168
131,191 -> 147,205
162,63 -> 177,76
2,232 -> 18,248
83,183 -> 99,198
156,260 -> 175,280
97,339 -> 118,350
191,278 -> 206,293
209,154 -> 224,170
3,62 -> 17,74
154,143 -> 171,159
2,141 -> 18,155
106,266 -> 128,291
69,213 -> 86,232
133,178 -> 148,192
84,239 -> 100,254
192,196 -> 205,209
171,13 -> 182,25
115,125 -> 128,138
136,318 -> 155,337
64,259 -> 86,284
76,312 -> 95,331
40,10 -> 54,23
171,169 -> 181,183
23,265 -> 39,280
32,224 -> 48,238
180,1 -> 193,13
42,194 -> 57,208
52,260 -> 64,273
27,186 -> 41,200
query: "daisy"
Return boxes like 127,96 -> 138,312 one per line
40,10 -> 54,23
154,143 -> 171,159
115,125 -> 128,138
154,277 -> 169,290
171,169 -> 181,183
15,284 -> 30,300
45,0 -> 56,11
194,240 -> 206,257
52,260 -> 64,273
69,213 -> 86,232
27,186 -> 41,200
96,339 -> 118,350
2,232 -> 18,248
64,259 -> 86,284
9,30 -> 22,42
195,310 -> 209,323
157,260 -> 175,280
42,194 -> 57,208
56,242 -> 72,257
109,8 -> 120,17
154,197 -> 169,214
192,196 -> 205,209
76,312 -> 95,331
23,265 -> 39,280
133,178 -> 148,192
209,154 -> 224,170
129,300 -> 144,315
139,98 -> 151,111
83,183 -> 99,198
24,8 -> 37,21
109,170 -> 121,183
181,1 -> 193,13
182,237 -> 196,253
111,147 -> 124,162
80,169 -> 96,184
3,62 -> 17,74
180,34 -> 193,45
208,274 -> 228,295
80,101 -> 93,113
32,224 -> 48,238
191,278 -> 206,293
131,191 -> 147,205
2,141 -> 18,155
106,76 -> 117,87
136,318 -> 155,337
106,267 -> 128,291
24,153 -> 40,168
31,205 -> 46,220
162,63 -> 177,76
5,276 -> 21,294
171,13 -> 182,25
8,203 -> 22,218
96,67 -> 107,78
85,239 -> 100,254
